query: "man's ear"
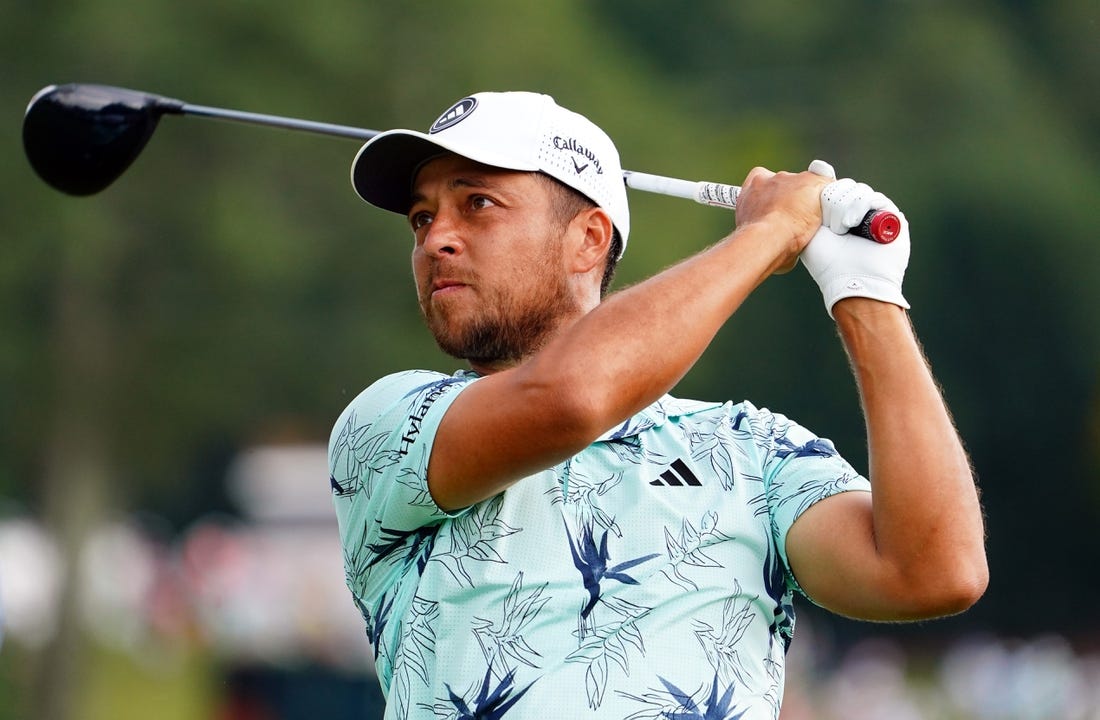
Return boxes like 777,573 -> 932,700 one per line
569,207 -> 614,275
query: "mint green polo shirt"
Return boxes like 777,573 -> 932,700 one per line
330,369 -> 870,720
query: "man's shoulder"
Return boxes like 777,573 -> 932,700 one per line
658,395 -> 777,428
595,394 -> 776,443
349,368 -> 471,409
329,369 -> 472,441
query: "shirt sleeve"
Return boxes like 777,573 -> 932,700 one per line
328,370 -> 475,571
750,403 -> 872,601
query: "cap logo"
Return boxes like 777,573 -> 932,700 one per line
430,97 -> 478,134
553,136 -> 603,175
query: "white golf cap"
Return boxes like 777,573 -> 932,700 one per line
351,91 -> 630,254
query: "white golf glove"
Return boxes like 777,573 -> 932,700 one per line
801,162 -> 911,318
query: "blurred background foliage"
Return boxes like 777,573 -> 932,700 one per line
1,0 -> 1097,718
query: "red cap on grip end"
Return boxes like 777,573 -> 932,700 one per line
869,211 -> 901,244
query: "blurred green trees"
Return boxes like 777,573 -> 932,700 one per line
2,0 -> 1096,687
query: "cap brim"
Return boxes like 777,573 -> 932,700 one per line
350,129 -> 542,216
350,131 -> 449,216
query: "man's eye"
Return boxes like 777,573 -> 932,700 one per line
410,211 -> 433,229
470,195 -> 494,210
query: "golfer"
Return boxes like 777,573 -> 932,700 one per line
329,91 -> 987,719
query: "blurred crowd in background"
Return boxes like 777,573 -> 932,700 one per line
2,444 -> 1098,719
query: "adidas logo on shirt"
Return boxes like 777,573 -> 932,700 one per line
650,458 -> 701,487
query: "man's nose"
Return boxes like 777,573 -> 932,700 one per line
422,210 -> 464,257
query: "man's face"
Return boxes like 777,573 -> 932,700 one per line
407,154 -> 580,369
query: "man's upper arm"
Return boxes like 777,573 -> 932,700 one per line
783,491 -> 892,618
424,366 -> 606,511
785,481 -> 980,622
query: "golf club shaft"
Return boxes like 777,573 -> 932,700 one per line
185,103 -> 903,242
183,100 -> 899,243
179,103 -> 380,141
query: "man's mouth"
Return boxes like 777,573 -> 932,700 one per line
431,279 -> 468,297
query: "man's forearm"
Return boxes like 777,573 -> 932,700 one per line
429,221 -> 790,511
525,220 -> 789,426
429,168 -> 828,511
834,298 -> 988,606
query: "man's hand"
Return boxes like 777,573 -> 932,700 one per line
734,166 -> 831,275
800,176 -> 911,318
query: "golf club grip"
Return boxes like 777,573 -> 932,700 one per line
625,172 -> 900,244
696,180 -> 900,244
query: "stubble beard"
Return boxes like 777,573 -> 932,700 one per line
422,251 -> 579,367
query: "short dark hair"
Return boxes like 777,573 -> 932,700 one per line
537,173 -> 622,297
